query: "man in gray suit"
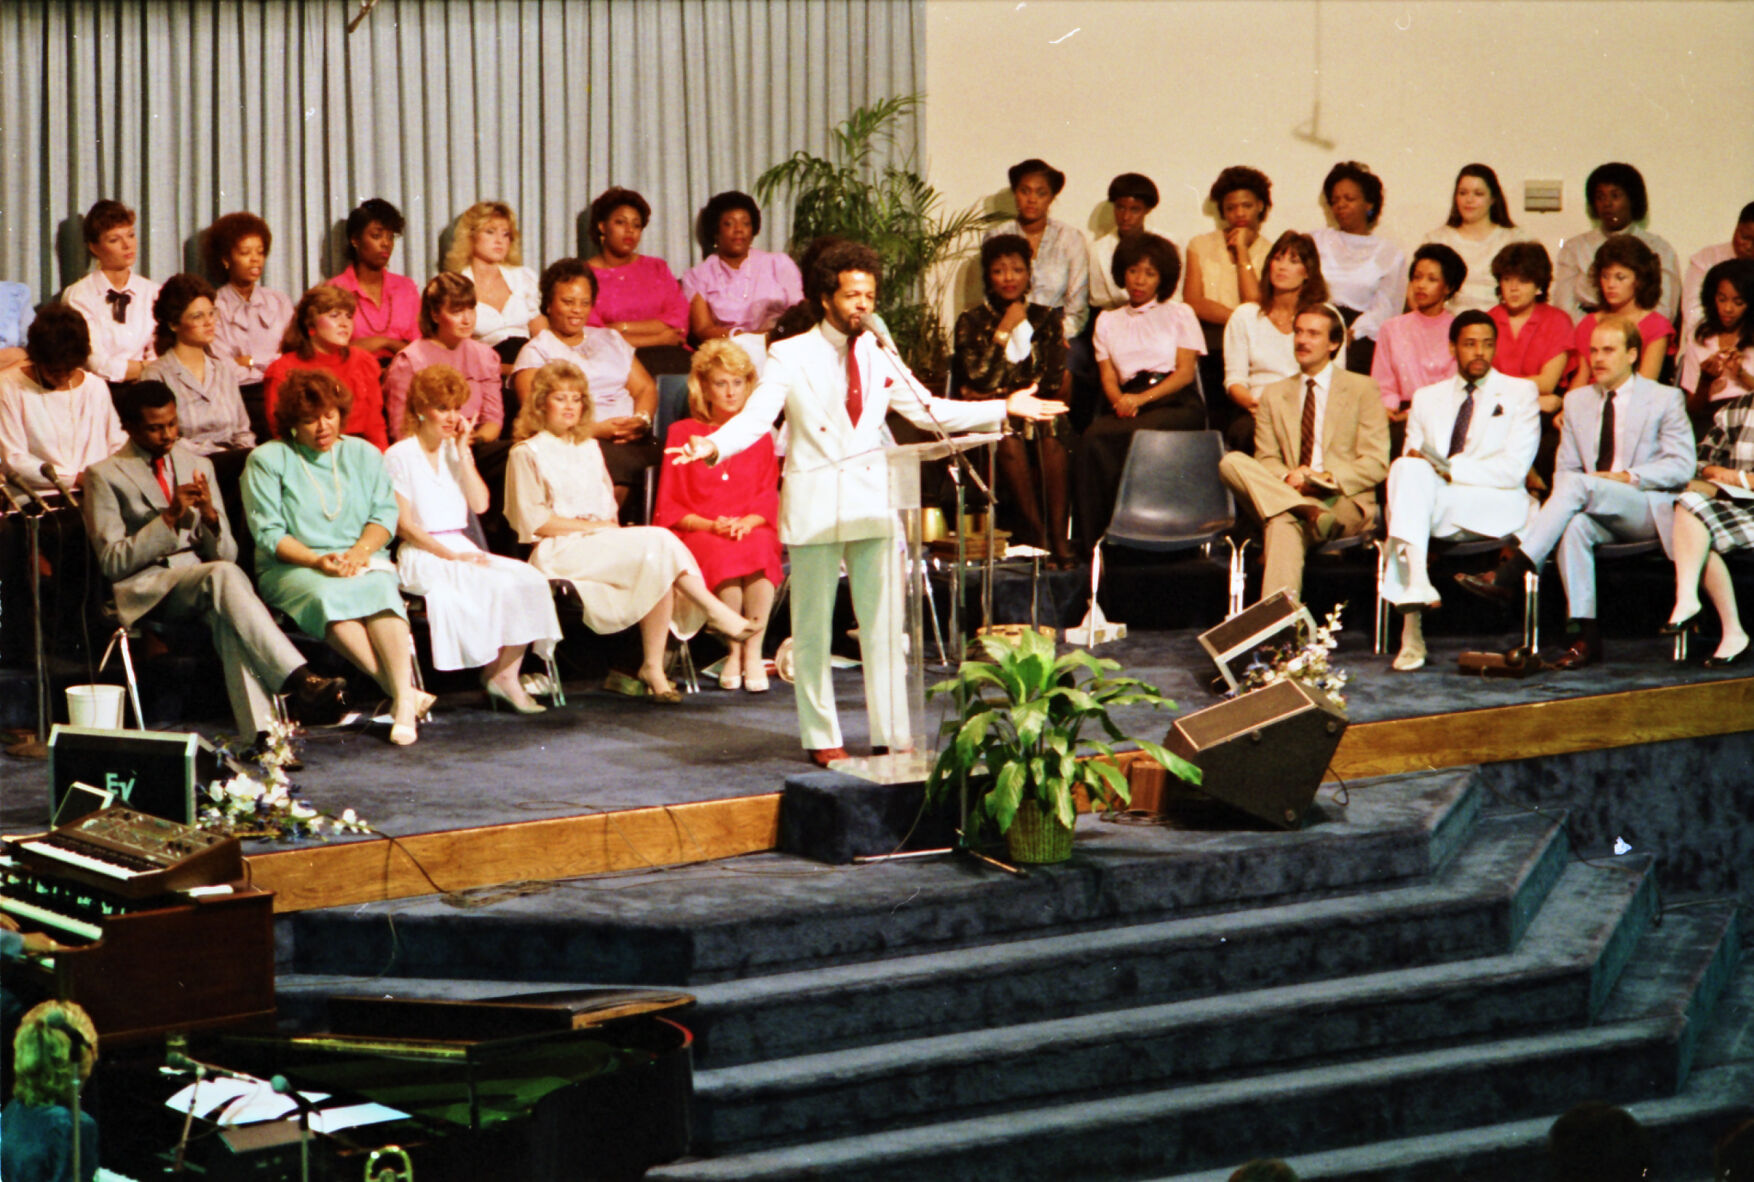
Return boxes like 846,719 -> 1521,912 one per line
82,382 -> 346,742
1456,317 -> 1694,667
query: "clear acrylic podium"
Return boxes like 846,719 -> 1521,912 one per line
832,432 -> 1002,785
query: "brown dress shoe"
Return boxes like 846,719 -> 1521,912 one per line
1454,567 -> 1519,605
807,747 -> 850,768
1547,637 -> 1603,670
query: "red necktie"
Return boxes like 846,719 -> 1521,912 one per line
1298,378 -> 1317,469
153,455 -> 173,502
845,339 -> 864,426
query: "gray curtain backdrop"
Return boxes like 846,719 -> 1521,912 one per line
0,0 -> 923,304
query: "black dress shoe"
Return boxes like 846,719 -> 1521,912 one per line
1454,568 -> 1519,604
1658,610 -> 1701,637
1547,637 -> 1603,670
807,747 -> 849,768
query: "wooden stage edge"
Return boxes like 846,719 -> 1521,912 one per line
249,675 -> 1754,913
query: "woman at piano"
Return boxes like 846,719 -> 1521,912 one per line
242,369 -> 430,745
2,1000 -> 100,1182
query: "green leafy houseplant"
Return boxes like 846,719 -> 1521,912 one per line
924,630 -> 1201,863
755,93 -> 1000,374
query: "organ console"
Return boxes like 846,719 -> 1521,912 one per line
2,806 -> 275,1046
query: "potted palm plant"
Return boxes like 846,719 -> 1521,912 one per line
755,93 -> 1000,375
924,630 -> 1200,864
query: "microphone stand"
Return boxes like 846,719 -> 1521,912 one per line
4,473 -> 51,758
271,1074 -> 317,1182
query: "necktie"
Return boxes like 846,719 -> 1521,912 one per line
153,455 -> 173,503
845,338 -> 864,426
1298,378 -> 1317,468
1447,381 -> 1477,458
1596,387 -> 1617,473
105,288 -> 131,324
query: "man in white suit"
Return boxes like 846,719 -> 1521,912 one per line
1456,317 -> 1694,668
670,243 -> 1066,766
82,382 -> 347,742
1383,310 -> 1541,670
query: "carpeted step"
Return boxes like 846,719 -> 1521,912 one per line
282,768 -> 1481,985
687,855 -> 1650,1151
646,906 -> 1737,1181
685,809 -> 1570,1068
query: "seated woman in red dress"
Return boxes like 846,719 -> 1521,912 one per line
654,339 -> 782,692
263,285 -> 388,448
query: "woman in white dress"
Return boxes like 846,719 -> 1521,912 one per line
1422,164 -> 1529,313
384,365 -> 561,714
504,360 -> 757,702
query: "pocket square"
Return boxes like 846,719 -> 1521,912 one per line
1491,404 -> 1504,416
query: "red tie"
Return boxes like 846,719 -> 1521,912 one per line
1298,378 -> 1317,469
845,339 -> 863,426
153,455 -> 173,502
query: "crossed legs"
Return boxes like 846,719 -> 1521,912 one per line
1670,505 -> 1749,662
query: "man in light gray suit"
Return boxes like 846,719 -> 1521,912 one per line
82,382 -> 346,741
1456,317 -> 1694,667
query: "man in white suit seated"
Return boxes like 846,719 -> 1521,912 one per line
1382,309 -> 1541,670
669,242 -> 1066,767
1456,317 -> 1694,668
82,382 -> 347,746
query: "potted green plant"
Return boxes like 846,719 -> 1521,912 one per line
755,93 -> 1000,376
924,630 -> 1200,864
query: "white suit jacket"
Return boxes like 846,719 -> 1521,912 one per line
82,440 -> 237,625
707,323 -> 1007,546
1556,374 -> 1694,553
1404,369 -> 1541,537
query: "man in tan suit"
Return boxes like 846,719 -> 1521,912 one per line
1218,305 -> 1390,601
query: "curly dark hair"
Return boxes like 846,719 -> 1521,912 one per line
344,198 -> 404,262
151,272 -> 218,356
1007,158 -> 1065,195
1209,166 -> 1273,217
696,191 -> 762,257
1586,162 -> 1649,223
537,258 -> 598,315
271,368 -> 353,440
1695,258 -> 1754,347
980,234 -> 1033,301
809,242 -> 883,321
1111,234 -> 1181,301
588,187 -> 651,249
204,211 -> 273,278
24,305 -> 93,377
1321,161 -> 1383,226
1490,241 -> 1554,301
1411,243 -> 1467,296
1590,234 -> 1662,311
82,199 -> 134,245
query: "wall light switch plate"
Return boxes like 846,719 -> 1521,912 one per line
1524,180 -> 1564,213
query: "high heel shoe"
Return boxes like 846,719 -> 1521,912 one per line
707,615 -> 762,644
719,669 -> 743,691
1703,637 -> 1750,669
412,690 -> 438,720
388,718 -> 418,746
1659,609 -> 1701,636
744,666 -> 770,693
606,668 -> 682,703
485,680 -> 547,714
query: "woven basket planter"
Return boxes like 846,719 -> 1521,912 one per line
1005,797 -> 1074,864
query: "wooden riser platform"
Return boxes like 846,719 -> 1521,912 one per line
246,674 -> 1754,913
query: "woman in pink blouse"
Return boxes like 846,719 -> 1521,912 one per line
382,273 -> 505,443
329,198 -> 419,360
1371,243 -> 1465,420
205,211 -> 295,385
1566,235 -> 1673,389
586,187 -> 692,376
682,191 -> 804,343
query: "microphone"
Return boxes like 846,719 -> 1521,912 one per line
166,1050 -> 257,1082
44,1010 -> 88,1050
0,459 -> 51,514
0,474 -> 27,516
40,461 -> 80,508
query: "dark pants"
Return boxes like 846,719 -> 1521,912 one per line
1074,387 -> 1206,551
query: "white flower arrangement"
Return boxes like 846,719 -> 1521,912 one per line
1233,603 -> 1350,709
200,720 -> 371,842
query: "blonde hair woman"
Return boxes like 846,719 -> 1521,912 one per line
445,200 -> 545,356
654,340 -> 782,690
504,360 -> 756,701
384,365 -> 561,712
4,1000 -> 99,1180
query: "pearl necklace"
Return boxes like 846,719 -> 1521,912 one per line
296,445 -> 346,520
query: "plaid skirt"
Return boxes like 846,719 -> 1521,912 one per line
1677,491 -> 1754,554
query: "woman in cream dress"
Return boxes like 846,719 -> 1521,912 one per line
504,360 -> 756,701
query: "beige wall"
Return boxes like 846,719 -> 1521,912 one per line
923,0 -> 1754,308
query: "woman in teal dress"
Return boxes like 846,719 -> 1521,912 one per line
243,368 -> 429,744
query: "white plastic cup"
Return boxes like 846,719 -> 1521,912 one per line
66,684 -> 126,729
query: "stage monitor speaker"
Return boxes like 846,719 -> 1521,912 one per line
47,726 -> 218,826
1163,679 -> 1346,829
1197,590 -> 1315,692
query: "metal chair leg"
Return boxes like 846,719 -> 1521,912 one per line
1522,569 -> 1541,652
1674,630 -> 1688,662
1373,539 -> 1392,655
675,639 -> 700,694
543,651 -> 566,707
1226,537 -> 1248,617
100,627 -> 145,729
